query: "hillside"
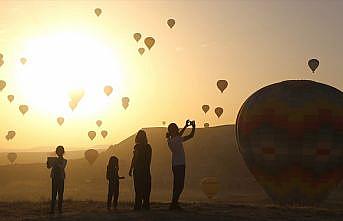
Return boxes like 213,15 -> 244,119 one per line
0,125 -> 342,207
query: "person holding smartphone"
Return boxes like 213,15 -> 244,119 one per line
166,120 -> 195,210
47,146 -> 67,214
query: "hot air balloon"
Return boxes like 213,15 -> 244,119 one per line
308,58 -> 319,73
104,85 -> 113,96
69,100 -> 78,111
217,80 -> 228,93
122,97 -> 129,110
96,120 -> 102,127
0,54 -> 3,67
7,152 -> 17,164
5,135 -> 9,141
202,105 -> 210,114
19,105 -> 29,115
144,37 -> 155,50
0,80 -> 6,91
133,33 -> 141,42
236,80 -> 343,205
138,48 -> 145,55
200,177 -> 219,199
7,95 -> 14,103
20,57 -> 27,65
94,8 -> 102,17
7,131 -> 16,140
204,123 -> 209,128
69,89 -> 84,103
88,131 -> 96,140
84,149 -> 99,165
214,107 -> 223,118
167,18 -> 176,28
162,121 -> 166,126
101,130 -> 108,138
57,117 -> 64,126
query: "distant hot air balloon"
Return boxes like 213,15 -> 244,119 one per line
104,85 -> 113,96
57,117 -> 64,126
162,121 -> 166,126
133,33 -> 142,42
202,105 -> 210,114
84,149 -> 99,165
122,97 -> 130,110
88,131 -> 96,140
7,152 -> 17,164
204,123 -> 209,128
144,37 -> 155,50
138,48 -> 145,55
96,120 -> 102,127
167,18 -> 176,28
217,80 -> 228,93
19,105 -> 29,115
214,107 -> 223,118
7,131 -> 16,140
69,100 -> 78,111
7,95 -> 14,103
101,130 -> 108,138
69,89 -> 84,103
5,135 -> 9,141
0,54 -> 3,67
236,80 -> 343,205
20,57 -> 27,65
200,177 -> 219,199
0,80 -> 6,91
308,58 -> 319,73
94,8 -> 102,17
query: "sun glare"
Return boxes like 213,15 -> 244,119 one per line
14,31 -> 123,117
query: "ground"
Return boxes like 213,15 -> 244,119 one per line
1,201 -> 343,221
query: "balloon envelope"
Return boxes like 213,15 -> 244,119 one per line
0,80 -> 6,91
214,107 -> 223,118
104,85 -> 113,96
122,97 -> 130,109
19,105 -> 29,115
7,95 -> 14,103
236,80 -> 343,205
144,37 -> 155,50
308,58 -> 319,73
7,131 -> 16,139
88,131 -> 96,140
204,123 -> 209,128
167,18 -> 176,28
138,48 -> 145,55
20,57 -> 27,65
133,33 -> 141,42
96,120 -> 102,127
94,8 -> 102,16
217,80 -> 228,93
7,152 -> 17,164
69,100 -> 78,111
202,105 -> 210,114
200,177 -> 219,199
84,149 -> 99,165
101,130 -> 108,138
57,117 -> 64,126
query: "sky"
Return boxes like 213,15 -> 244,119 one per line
0,0 -> 343,151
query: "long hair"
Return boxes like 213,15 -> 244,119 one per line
166,123 -> 179,138
135,129 -> 148,144
108,156 -> 118,168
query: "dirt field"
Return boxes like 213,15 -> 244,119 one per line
1,201 -> 343,221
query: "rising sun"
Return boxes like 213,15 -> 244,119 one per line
14,31 -> 123,118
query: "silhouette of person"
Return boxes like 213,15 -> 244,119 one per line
166,120 -> 195,210
129,130 -> 152,210
106,156 -> 124,210
47,146 -> 67,214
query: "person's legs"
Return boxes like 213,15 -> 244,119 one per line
142,173 -> 151,210
57,180 -> 64,213
113,181 -> 119,209
107,181 -> 114,209
171,165 -> 185,207
50,179 -> 58,213
133,173 -> 142,210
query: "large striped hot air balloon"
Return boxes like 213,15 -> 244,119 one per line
236,80 -> 343,206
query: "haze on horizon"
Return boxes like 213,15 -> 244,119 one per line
0,0 -> 343,151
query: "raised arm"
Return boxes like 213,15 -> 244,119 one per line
182,121 -> 196,142
179,120 -> 190,136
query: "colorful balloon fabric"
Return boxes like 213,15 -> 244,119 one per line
236,80 -> 343,205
